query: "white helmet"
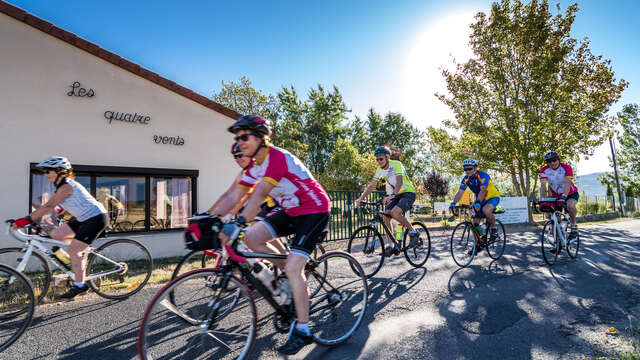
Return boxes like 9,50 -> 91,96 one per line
37,156 -> 72,170
462,158 -> 478,167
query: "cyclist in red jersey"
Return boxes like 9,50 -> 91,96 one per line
216,115 -> 331,355
540,151 -> 579,247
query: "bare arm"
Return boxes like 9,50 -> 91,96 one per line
356,180 -> 378,206
540,180 -> 548,199
215,186 -> 249,217
562,177 -> 572,197
30,184 -> 72,220
476,186 -> 488,203
452,189 -> 465,204
392,174 -> 403,195
239,181 -> 276,222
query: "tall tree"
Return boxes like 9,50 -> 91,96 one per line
319,138 -> 377,190
422,170 -> 450,212
274,86 -> 308,161
431,0 -> 627,201
616,104 -> 640,180
211,76 -> 279,120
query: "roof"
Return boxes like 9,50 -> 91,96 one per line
0,1 -> 242,120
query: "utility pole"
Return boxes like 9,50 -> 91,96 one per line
609,136 -> 626,216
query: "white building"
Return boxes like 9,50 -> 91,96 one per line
0,1 -> 241,258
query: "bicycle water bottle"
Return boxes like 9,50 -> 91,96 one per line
51,246 -> 71,265
252,262 -> 276,294
396,223 -> 403,241
474,225 -> 484,237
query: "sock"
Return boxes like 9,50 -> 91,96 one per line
295,322 -> 311,336
74,282 -> 85,287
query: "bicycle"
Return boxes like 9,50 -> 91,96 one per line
450,205 -> 507,267
132,216 -> 169,231
1,220 -> 153,303
532,198 -> 580,265
137,229 -> 368,359
0,264 -> 35,352
347,200 -> 431,278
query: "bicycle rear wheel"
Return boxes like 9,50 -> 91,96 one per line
171,250 -> 221,281
306,251 -> 368,347
0,248 -> 51,304
450,222 -> 476,268
566,228 -> 580,259
402,222 -> 431,268
86,239 -> 153,299
485,220 -> 506,260
347,225 -> 385,278
0,264 -> 35,352
541,220 -> 559,266
138,269 -> 257,360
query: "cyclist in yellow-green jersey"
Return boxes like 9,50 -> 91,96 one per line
356,146 -> 420,257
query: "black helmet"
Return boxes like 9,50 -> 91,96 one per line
374,146 -> 391,157
544,151 -> 560,161
227,115 -> 272,136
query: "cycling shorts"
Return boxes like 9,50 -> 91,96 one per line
67,213 -> 109,244
262,210 -> 329,258
475,197 -> 500,215
385,192 -> 416,213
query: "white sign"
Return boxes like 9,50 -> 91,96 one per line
434,202 -> 450,212
494,196 -> 529,224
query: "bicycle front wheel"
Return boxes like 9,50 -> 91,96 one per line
306,251 -> 368,347
0,264 -> 36,352
485,220 -> 506,260
0,248 -> 51,304
171,250 -> 221,281
402,222 -> 431,268
138,269 -> 257,360
87,239 -> 153,299
450,222 -> 476,268
541,220 -> 559,266
347,225 -> 385,278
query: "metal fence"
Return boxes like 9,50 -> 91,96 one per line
326,190 -> 385,242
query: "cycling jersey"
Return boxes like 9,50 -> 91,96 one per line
237,145 -> 330,216
540,163 -> 578,197
56,178 -> 107,221
459,170 -> 500,200
373,160 -> 416,194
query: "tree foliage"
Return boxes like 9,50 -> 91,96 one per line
422,170 -> 449,209
616,104 -> 640,180
430,0 -> 627,200
319,138 -> 377,190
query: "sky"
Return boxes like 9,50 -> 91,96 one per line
8,0 -> 640,175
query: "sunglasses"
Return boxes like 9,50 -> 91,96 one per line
234,133 -> 258,142
233,154 -> 243,159
463,167 -> 475,171
375,157 -> 386,162
545,158 -> 558,163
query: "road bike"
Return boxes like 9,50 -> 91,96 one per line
137,230 -> 368,359
532,198 -> 580,265
0,264 -> 35,352
347,200 -> 431,278
450,205 -> 507,267
0,220 -> 153,303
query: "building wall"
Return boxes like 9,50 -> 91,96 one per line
0,14 -> 238,257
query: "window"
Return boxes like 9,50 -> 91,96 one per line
29,164 -> 198,234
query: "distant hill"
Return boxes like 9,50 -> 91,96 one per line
574,172 -> 607,197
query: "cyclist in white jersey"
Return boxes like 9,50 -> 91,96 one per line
12,156 -> 108,298
540,151 -> 579,247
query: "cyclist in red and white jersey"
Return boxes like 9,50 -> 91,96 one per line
539,151 -> 579,244
215,115 -> 330,355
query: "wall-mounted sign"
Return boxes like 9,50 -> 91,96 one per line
67,81 -> 95,97
154,135 -> 185,146
104,111 -> 150,125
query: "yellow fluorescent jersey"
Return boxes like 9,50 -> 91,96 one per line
374,160 -> 416,194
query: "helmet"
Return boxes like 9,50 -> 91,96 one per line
544,151 -> 559,161
374,146 -> 391,157
230,142 -> 242,156
36,156 -> 71,170
462,158 -> 478,167
227,115 -> 272,136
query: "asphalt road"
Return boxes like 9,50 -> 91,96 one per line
3,219 -> 640,359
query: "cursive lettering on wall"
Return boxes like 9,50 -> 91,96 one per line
153,135 -> 185,146
67,81 -> 95,97
104,111 -> 150,125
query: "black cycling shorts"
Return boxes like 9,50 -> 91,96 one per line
262,210 -> 329,258
67,213 -> 109,244
255,203 -> 281,221
385,192 -> 416,213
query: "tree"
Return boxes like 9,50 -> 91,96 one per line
430,0 -> 627,206
319,138 -> 377,190
616,104 -> 640,180
422,170 -> 449,213
212,76 -> 279,120
273,86 -> 308,160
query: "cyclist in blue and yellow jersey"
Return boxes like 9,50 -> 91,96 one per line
356,146 -> 420,257
450,158 -> 501,244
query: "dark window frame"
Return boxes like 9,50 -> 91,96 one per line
29,163 -> 198,234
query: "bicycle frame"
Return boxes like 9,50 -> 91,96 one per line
361,202 -> 403,250
549,210 -> 569,247
5,225 -> 125,283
